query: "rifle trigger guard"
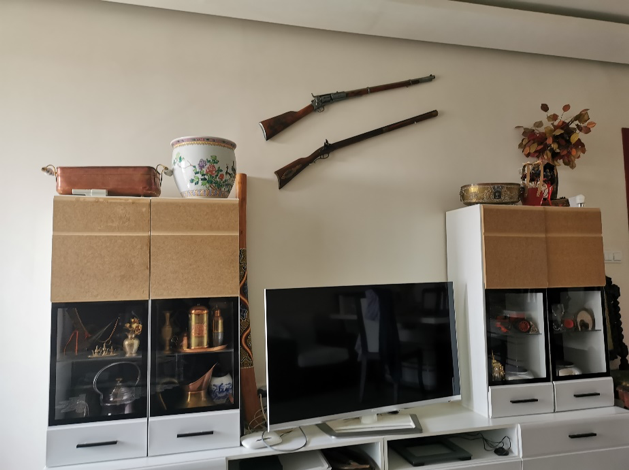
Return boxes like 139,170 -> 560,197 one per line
317,140 -> 331,161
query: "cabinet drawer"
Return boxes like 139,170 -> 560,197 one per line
438,462 -> 521,470
144,458 -> 226,470
554,377 -> 614,412
46,419 -> 147,467
520,414 -> 629,458
523,446 -> 629,470
489,383 -> 554,418
149,410 -> 240,456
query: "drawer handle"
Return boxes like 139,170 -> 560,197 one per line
510,398 -> 539,404
574,392 -> 601,398
569,433 -> 597,439
76,440 -> 118,448
177,431 -> 214,438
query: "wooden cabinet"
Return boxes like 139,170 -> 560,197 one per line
51,196 -> 150,302
481,206 -> 605,289
149,199 -> 239,299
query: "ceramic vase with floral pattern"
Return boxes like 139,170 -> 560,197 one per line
170,136 -> 237,198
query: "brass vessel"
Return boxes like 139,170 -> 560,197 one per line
188,305 -> 209,349
212,307 -> 224,347
180,364 -> 216,409
460,183 -> 522,206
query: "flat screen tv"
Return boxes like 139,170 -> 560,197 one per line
264,282 -> 460,433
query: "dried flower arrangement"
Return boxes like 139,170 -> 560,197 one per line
516,103 -> 596,169
124,317 -> 142,337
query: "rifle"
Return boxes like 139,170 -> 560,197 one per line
259,74 -> 435,140
274,110 -> 438,189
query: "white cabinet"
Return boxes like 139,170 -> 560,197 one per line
446,205 -> 612,418
523,447 -> 629,470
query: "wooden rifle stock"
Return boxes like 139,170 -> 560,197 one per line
274,109 -> 438,189
260,74 -> 435,140
259,104 -> 314,141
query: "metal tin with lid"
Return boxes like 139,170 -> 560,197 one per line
189,305 -> 209,349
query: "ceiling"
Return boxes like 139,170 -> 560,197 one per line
103,0 -> 629,65
452,0 -> 629,24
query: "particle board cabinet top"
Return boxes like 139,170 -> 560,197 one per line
149,199 -> 239,299
479,206 -> 604,289
51,196 -> 150,302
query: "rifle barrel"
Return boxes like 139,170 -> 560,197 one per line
330,110 -> 438,153
344,74 -> 435,98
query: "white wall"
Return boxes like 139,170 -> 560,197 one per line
1,0 -> 629,468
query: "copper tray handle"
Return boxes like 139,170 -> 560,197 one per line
41,164 -> 57,178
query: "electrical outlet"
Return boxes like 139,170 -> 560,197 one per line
604,250 -> 622,263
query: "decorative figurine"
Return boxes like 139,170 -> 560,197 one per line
576,309 -> 595,331
189,305 -> 209,349
161,311 -> 173,353
212,307 -> 224,347
123,316 -> 142,357
491,352 -> 505,382
89,341 -> 118,358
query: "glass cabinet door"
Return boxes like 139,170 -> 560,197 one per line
150,297 -> 239,417
49,301 -> 148,426
485,289 -> 550,386
547,287 -> 609,380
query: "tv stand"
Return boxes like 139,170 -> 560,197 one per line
316,413 -> 422,437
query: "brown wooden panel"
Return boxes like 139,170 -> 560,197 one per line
51,235 -> 150,302
545,208 -> 605,287
150,198 -> 238,234
150,199 -> 239,299
483,235 -> 548,289
482,205 -> 546,235
53,196 -> 150,233
482,206 -> 548,289
150,234 -> 239,299
51,197 -> 150,302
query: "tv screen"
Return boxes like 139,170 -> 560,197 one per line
264,282 -> 460,430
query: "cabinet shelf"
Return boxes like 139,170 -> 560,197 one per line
553,329 -> 602,335
157,349 -> 234,358
57,353 -> 143,363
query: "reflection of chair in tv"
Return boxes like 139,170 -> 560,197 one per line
356,290 -> 422,404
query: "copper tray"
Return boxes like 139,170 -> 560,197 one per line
178,344 -> 227,353
42,165 -> 164,197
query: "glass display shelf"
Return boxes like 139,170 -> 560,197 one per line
49,301 -> 149,426
150,297 -> 239,418
485,289 -> 550,386
548,287 -> 609,381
